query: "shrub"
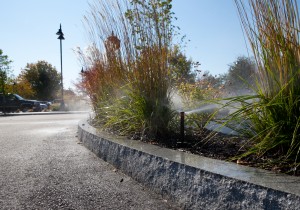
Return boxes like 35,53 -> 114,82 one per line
76,0 -> 178,139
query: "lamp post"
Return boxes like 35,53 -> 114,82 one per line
81,67 -> 85,83
13,82 -> 16,93
105,31 -> 121,69
105,31 -> 120,52
56,24 -> 65,110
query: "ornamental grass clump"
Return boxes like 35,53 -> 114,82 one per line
221,0 -> 300,170
76,0 -> 177,140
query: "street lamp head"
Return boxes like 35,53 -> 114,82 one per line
57,34 -> 65,40
56,24 -> 65,40
105,31 -> 120,51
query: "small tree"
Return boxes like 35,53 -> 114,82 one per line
225,56 -> 257,95
169,45 -> 196,84
0,49 -> 13,94
19,61 -> 61,100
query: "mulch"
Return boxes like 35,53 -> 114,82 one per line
91,119 -> 299,176
132,128 -> 300,176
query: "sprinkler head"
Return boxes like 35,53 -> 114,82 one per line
180,111 -> 185,143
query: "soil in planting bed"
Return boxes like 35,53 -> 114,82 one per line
129,127 -> 300,177
90,120 -> 299,176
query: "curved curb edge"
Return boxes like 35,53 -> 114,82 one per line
78,120 -> 300,209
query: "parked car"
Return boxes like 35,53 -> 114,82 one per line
39,101 -> 52,110
0,93 -> 42,113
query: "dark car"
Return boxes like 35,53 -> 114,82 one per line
0,93 -> 41,113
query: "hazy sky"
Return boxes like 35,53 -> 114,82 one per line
1,0 -> 250,89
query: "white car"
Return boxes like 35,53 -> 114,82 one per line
40,103 -> 48,110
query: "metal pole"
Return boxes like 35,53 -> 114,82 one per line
60,38 -> 64,110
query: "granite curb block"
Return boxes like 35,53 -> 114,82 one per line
78,120 -> 300,210
0,111 -> 90,116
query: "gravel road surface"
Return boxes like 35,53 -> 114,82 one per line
0,113 -> 177,209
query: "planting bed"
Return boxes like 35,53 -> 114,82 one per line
126,125 -> 300,176
91,110 -> 300,176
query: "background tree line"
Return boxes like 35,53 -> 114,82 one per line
0,50 -> 62,101
1,46 -> 256,104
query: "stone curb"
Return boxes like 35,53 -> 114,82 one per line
0,111 -> 90,116
78,119 -> 300,209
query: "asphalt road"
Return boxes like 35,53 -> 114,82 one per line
0,113 -> 177,210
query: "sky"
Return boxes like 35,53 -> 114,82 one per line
1,0 -> 250,90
